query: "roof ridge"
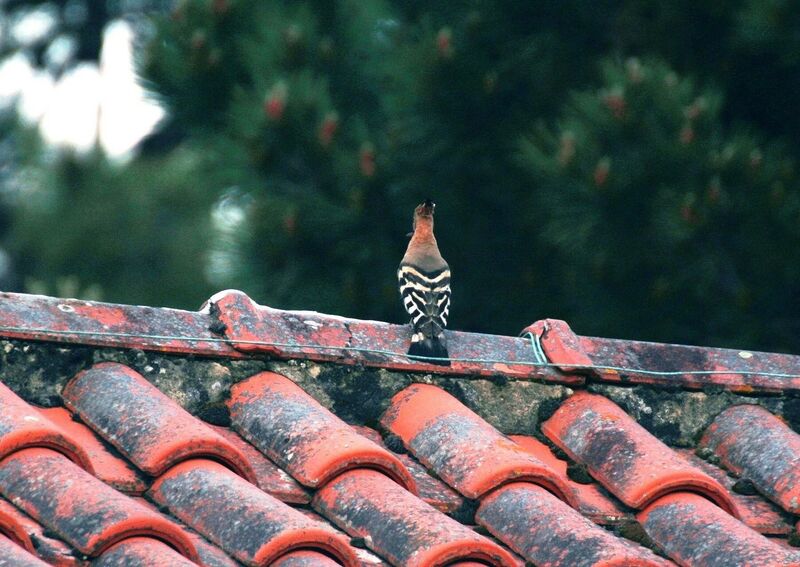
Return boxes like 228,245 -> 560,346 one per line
1,290 -> 799,394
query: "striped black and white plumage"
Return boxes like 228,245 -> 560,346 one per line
399,199 -> 451,365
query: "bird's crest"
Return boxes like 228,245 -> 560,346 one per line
415,198 -> 435,218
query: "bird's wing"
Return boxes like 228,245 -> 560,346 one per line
398,264 -> 451,334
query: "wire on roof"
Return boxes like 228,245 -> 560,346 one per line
1,325 -> 799,380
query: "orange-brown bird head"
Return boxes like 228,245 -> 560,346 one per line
411,199 -> 436,235
415,198 -> 435,218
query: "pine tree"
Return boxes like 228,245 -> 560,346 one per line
6,1 -> 800,351
518,58 -> 800,348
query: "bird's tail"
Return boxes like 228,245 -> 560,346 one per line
408,333 -> 450,366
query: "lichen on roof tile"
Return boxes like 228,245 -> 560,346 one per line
0,290 -> 799,565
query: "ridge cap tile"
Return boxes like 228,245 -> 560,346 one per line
0,291 -> 238,356
0,447 -> 198,561
213,289 -> 579,383
4,289 -> 800,393
380,383 -> 574,503
62,362 -> 257,482
228,371 -> 417,493
541,391 -> 739,517
699,403 -> 800,515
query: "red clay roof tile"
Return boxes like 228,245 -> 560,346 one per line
63,362 -> 257,482
352,425 -> 469,519
39,407 -> 147,495
291,508 -> 392,566
521,319 -> 595,374
214,290 -> 581,383
0,291 -> 237,356
508,434 -> 632,525
312,468 -> 521,567
638,492 -> 800,566
0,448 -> 198,560
0,496 -> 81,566
148,457 -> 359,566
1,290 -> 800,564
542,391 -> 739,516
134,496 -> 240,567
0,533 -> 51,566
578,335 -> 800,393
700,403 -> 800,515
228,371 -> 416,492
0,382 -> 93,474
677,448 -> 795,536
92,537 -> 197,566
211,424 -> 311,504
271,550 -> 345,567
476,482 -> 672,567
381,383 -> 574,503
0,496 -> 36,554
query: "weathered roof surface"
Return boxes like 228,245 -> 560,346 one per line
0,290 -> 799,566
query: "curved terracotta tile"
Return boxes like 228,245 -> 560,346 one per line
40,408 -> 147,494
291,508 -> 391,566
677,448 -> 795,536
313,468 -> 520,567
352,425 -> 469,518
134,497 -> 240,567
148,458 -> 359,567
210,425 -> 310,504
0,448 -> 197,561
63,362 -> 256,482
0,497 -> 35,554
228,371 -> 416,492
638,492 -> 800,566
380,384 -> 573,502
271,550 -> 343,567
541,392 -> 738,516
477,482 -> 671,567
700,404 -> 800,514
93,537 -> 197,566
0,497 -> 80,566
0,533 -> 50,567
0,382 -> 93,474
509,434 -> 632,525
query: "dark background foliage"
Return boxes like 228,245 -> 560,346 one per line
2,0 -> 799,351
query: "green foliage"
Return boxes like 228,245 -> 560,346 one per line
8,148 -> 217,308
6,1 -> 800,351
520,59 -> 800,347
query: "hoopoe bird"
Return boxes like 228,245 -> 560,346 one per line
398,199 -> 451,365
